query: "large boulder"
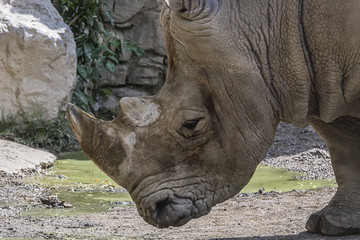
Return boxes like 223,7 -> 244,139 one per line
0,140 -> 56,175
0,0 -> 76,120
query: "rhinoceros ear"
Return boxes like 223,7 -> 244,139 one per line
164,0 -> 218,20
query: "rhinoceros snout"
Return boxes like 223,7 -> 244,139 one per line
141,195 -> 199,228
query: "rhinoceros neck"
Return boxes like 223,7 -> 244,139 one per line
227,0 -> 313,128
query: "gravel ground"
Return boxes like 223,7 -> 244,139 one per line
0,123 -> 353,240
264,123 -> 334,180
0,189 -> 346,240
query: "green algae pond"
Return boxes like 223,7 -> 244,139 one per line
22,152 -> 336,217
242,165 -> 336,193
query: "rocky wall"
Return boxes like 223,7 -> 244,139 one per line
99,0 -> 167,112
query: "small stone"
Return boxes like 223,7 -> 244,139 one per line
62,203 -> 73,208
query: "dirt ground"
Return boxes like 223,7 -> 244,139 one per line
1,123 -> 359,240
2,189 -> 359,240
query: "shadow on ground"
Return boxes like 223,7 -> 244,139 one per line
267,123 -> 327,159
212,231 -> 360,240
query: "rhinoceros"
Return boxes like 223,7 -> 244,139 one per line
67,0 -> 360,236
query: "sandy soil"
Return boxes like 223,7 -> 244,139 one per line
1,123 -> 359,240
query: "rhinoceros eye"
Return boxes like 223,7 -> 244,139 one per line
180,117 -> 205,139
182,118 -> 203,130
168,109 -> 211,147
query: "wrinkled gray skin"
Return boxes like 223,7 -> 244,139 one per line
67,0 -> 360,236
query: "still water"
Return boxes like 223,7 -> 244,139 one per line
22,152 -> 336,217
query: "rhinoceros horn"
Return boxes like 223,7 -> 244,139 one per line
118,97 -> 161,127
66,97 -> 161,189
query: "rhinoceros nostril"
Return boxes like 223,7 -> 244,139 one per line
155,199 -> 168,219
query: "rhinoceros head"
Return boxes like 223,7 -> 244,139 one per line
67,0 -> 279,228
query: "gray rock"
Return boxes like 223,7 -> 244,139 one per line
102,87 -> 150,111
98,0 -> 167,112
133,10 -> 166,55
128,57 -> 165,86
102,0 -> 149,24
0,140 -> 56,175
0,0 -> 76,120
99,65 -> 128,87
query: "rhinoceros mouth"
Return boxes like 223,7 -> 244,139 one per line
153,196 -> 198,228
132,173 -> 240,228
137,192 -> 210,228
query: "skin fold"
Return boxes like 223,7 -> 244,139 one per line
67,0 -> 360,235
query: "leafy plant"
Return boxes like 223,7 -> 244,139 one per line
56,0 -> 144,114
0,109 -> 79,153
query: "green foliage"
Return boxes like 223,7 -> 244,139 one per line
56,0 -> 144,114
0,1 -> 145,153
0,109 -> 79,153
